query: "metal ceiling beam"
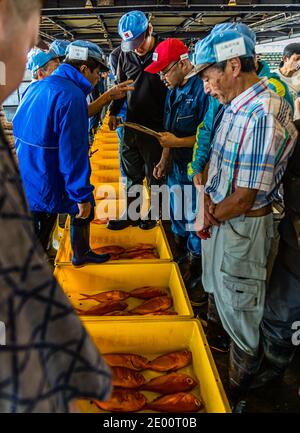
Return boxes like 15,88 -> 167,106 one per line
174,12 -> 204,32
46,17 -> 75,38
96,14 -> 113,49
42,5 -> 300,17
39,30 -> 56,42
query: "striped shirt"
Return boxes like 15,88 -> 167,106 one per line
205,78 -> 298,210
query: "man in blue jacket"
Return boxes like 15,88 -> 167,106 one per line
13,41 -> 113,266
145,38 -> 209,306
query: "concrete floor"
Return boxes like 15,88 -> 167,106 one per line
164,222 -> 300,413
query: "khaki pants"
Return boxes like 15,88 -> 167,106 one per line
202,214 -> 274,356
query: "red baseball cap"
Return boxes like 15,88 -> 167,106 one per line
145,38 -> 189,74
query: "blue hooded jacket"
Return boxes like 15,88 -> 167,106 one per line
13,64 -> 94,214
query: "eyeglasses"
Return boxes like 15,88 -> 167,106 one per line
159,60 -> 179,78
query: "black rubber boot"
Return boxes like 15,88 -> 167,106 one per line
205,294 -> 230,352
173,234 -> 188,264
139,207 -> 158,230
107,218 -> 140,230
70,224 -> 110,267
183,252 -> 208,306
250,335 -> 296,389
229,341 -> 262,411
107,195 -> 141,231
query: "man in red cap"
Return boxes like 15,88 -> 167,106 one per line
145,38 -> 210,306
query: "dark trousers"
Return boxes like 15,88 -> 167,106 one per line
121,127 -> 163,191
261,257 -> 300,345
70,207 -> 95,227
33,208 -> 95,252
32,212 -> 58,252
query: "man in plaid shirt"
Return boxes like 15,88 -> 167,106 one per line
194,26 -> 298,408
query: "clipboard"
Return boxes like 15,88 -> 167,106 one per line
118,119 -> 161,139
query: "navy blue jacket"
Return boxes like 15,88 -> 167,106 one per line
164,75 -> 209,171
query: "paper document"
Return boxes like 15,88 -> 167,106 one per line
124,122 -> 162,139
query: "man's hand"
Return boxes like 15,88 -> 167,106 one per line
107,80 -> 134,101
108,115 -> 118,131
153,158 -> 168,180
193,172 -> 203,187
204,194 -> 219,228
76,202 -> 91,219
158,132 -> 179,148
197,228 -> 211,240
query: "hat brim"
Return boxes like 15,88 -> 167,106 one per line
121,32 -> 146,52
185,63 -> 214,79
98,60 -> 109,72
90,57 -> 109,72
144,59 -> 170,74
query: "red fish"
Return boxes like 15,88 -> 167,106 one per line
92,218 -> 108,225
130,296 -> 172,315
76,301 -> 128,316
78,290 -> 129,302
125,243 -> 156,253
94,245 -> 126,255
103,310 -> 132,316
129,286 -> 169,299
119,251 -> 148,259
112,367 -> 145,389
147,350 -> 192,372
132,252 -> 159,259
144,311 -> 177,316
142,373 -> 198,394
146,393 -> 203,413
102,353 -> 149,371
95,390 -> 146,412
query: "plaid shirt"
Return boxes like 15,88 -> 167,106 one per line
206,78 -> 298,210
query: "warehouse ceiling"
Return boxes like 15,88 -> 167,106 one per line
41,1 -> 300,53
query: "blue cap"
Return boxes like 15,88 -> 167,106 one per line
189,27 -> 256,76
118,11 -> 149,52
50,39 -> 71,58
211,22 -> 256,44
66,40 -> 108,70
27,48 -> 58,74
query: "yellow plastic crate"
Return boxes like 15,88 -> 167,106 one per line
91,159 -> 120,170
76,319 -> 230,413
55,223 -> 172,266
91,169 -> 120,183
92,150 -> 119,160
54,262 -> 192,320
98,138 -> 119,147
98,144 -> 119,152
